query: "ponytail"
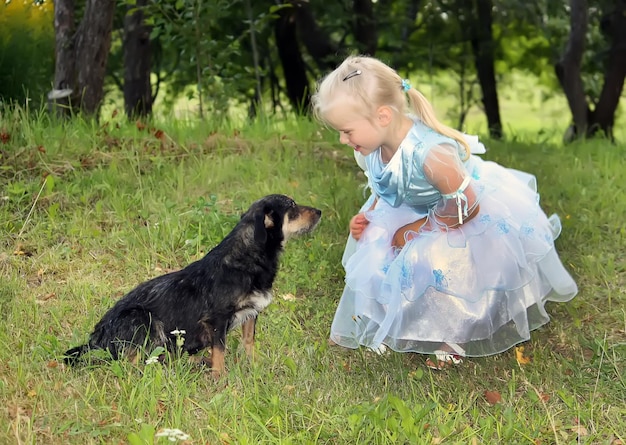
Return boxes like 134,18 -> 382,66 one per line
407,89 -> 471,160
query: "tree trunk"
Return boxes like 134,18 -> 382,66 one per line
50,0 -> 115,118
555,0 -> 589,137
400,0 -> 422,42
291,0 -> 337,71
245,0 -> 263,118
275,7 -> 310,113
74,0 -> 115,116
470,0 -> 503,139
123,0 -> 153,119
49,0 -> 76,118
353,0 -> 378,56
590,0 -> 626,139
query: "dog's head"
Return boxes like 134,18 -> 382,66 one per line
242,194 -> 322,245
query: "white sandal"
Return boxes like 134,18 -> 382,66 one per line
426,343 -> 465,370
368,343 -> 389,355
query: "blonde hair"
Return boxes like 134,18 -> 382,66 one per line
311,55 -> 470,159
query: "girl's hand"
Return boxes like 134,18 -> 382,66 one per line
349,213 -> 370,240
392,217 -> 428,249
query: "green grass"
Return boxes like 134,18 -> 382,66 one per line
1,105 -> 625,444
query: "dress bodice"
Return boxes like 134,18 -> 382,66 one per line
362,119 -> 466,211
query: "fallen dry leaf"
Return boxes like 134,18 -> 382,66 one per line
571,424 -> 588,437
7,404 -> 30,419
156,399 -> 166,416
515,345 -> 532,365
571,418 -> 588,437
484,390 -> 502,405
38,292 -> 56,301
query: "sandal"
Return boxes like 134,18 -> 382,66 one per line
368,343 -> 389,356
426,343 -> 465,370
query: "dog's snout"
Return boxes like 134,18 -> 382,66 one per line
304,206 -> 322,224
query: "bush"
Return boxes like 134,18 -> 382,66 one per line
0,0 -> 55,107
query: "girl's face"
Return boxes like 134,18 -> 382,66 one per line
324,101 -> 387,156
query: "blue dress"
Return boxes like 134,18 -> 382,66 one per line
330,119 -> 578,356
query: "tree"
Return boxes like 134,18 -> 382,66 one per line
273,1 -> 338,113
274,3 -> 313,113
555,0 -> 590,138
591,0 -> 626,140
469,0 -> 503,139
50,0 -> 116,118
556,0 -> 626,141
407,0 -> 502,136
353,0 -> 378,56
504,0 -> 626,141
123,0 -> 153,119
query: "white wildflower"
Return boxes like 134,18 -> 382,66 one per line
170,329 -> 186,349
155,428 -> 190,442
145,356 -> 160,365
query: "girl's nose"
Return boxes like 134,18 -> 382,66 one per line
339,132 -> 349,145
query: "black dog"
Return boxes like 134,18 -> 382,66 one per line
64,194 -> 321,377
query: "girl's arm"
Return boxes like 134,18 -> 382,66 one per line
423,144 -> 480,228
392,144 -> 480,248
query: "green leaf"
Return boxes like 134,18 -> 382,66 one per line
284,356 -> 297,373
127,423 -> 156,445
127,432 -> 144,445
44,174 -> 55,194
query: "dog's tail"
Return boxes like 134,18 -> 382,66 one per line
63,344 -> 90,366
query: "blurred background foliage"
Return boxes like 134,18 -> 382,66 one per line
0,0 -> 624,140
0,0 -> 55,106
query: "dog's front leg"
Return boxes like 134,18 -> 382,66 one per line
241,316 -> 257,359
210,323 -> 228,379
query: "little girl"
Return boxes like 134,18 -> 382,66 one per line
312,55 -> 578,369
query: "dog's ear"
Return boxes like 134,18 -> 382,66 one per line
254,211 -> 266,243
254,211 -> 274,243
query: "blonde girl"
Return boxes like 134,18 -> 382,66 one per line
312,55 -> 577,368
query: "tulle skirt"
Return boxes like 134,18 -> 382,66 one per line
330,156 -> 578,356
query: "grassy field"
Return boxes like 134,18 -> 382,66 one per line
1,102 -> 625,444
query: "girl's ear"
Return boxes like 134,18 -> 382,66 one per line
377,106 -> 393,127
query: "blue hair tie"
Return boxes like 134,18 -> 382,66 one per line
401,79 -> 411,92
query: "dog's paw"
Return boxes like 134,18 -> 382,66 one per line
211,368 -> 224,380
188,355 -> 212,368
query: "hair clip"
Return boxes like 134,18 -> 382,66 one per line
343,69 -> 362,81
401,79 -> 411,92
